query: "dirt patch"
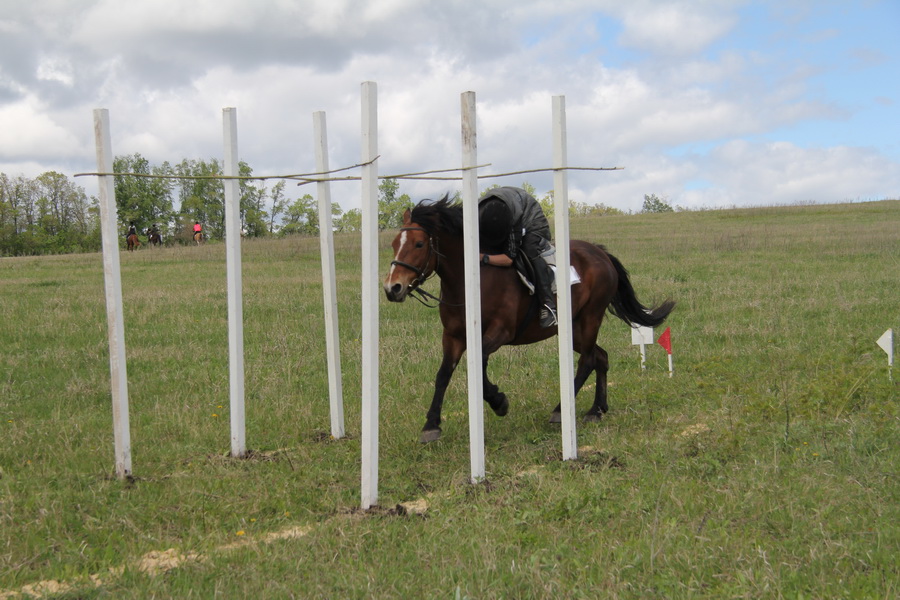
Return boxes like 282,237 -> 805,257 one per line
568,448 -> 626,472
395,498 -> 429,516
264,525 -> 313,543
679,423 -> 711,438
312,431 -> 353,443
137,548 -> 205,576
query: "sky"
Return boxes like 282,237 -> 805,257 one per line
1,0 -> 898,213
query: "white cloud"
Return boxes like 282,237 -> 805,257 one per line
614,1 -> 739,56
580,141 -> 900,212
708,140 -> 900,204
36,56 -> 74,86
1,0 -> 897,213
0,97 -> 81,158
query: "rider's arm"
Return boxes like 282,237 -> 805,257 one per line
480,253 -> 513,267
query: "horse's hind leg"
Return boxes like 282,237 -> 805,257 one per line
482,354 -> 508,417
550,354 -> 595,423
584,345 -> 609,421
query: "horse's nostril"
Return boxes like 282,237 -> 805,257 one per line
384,281 -> 405,301
384,282 -> 401,302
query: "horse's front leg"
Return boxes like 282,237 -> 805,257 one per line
421,335 -> 464,443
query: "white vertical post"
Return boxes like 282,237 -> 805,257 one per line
313,111 -> 345,439
552,96 -> 577,461
360,82 -> 380,509
222,108 -> 246,458
461,91 -> 486,482
93,109 -> 132,479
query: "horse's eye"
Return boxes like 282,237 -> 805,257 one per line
415,241 -> 425,248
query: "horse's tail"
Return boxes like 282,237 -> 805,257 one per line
606,250 -> 675,327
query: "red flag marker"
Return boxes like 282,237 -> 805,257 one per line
657,327 -> 672,354
657,327 -> 674,376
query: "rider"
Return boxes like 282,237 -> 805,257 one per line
126,222 -> 137,239
193,221 -> 202,240
478,186 -> 558,328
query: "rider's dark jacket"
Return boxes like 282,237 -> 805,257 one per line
477,186 -> 552,261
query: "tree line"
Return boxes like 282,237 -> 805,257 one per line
2,153 -> 638,257
110,153 -> 392,243
0,154 -> 420,256
0,171 -> 97,256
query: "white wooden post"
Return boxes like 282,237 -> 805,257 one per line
222,108 -> 246,458
461,91 -> 486,482
360,82 -> 380,509
92,109 -> 132,479
313,111 -> 345,439
552,96 -> 577,461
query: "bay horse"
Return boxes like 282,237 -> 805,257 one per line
383,198 -> 674,443
126,233 -> 141,251
147,230 -> 162,247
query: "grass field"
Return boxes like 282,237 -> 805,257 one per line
1,200 -> 897,598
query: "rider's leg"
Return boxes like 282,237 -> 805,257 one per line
522,234 -> 557,327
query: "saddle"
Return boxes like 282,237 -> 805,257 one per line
512,248 -> 580,295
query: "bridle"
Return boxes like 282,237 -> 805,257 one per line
390,226 -> 454,307
391,226 -> 438,287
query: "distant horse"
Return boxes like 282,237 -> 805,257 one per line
193,231 -> 203,245
383,198 -> 674,443
147,230 -> 162,247
126,233 -> 141,251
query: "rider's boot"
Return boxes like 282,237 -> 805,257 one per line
534,260 -> 558,328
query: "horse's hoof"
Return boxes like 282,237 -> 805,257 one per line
420,429 -> 442,444
549,411 -> 561,424
491,393 -> 509,417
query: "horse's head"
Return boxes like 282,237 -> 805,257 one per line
383,209 -> 438,302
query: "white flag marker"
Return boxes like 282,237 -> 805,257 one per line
876,328 -> 893,381
631,325 -> 654,371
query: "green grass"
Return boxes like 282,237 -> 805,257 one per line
1,200 -> 897,598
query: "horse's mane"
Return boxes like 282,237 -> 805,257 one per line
410,196 -> 464,237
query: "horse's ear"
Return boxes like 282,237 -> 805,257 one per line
402,209 -> 412,225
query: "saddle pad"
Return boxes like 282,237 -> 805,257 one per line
552,265 -> 582,285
